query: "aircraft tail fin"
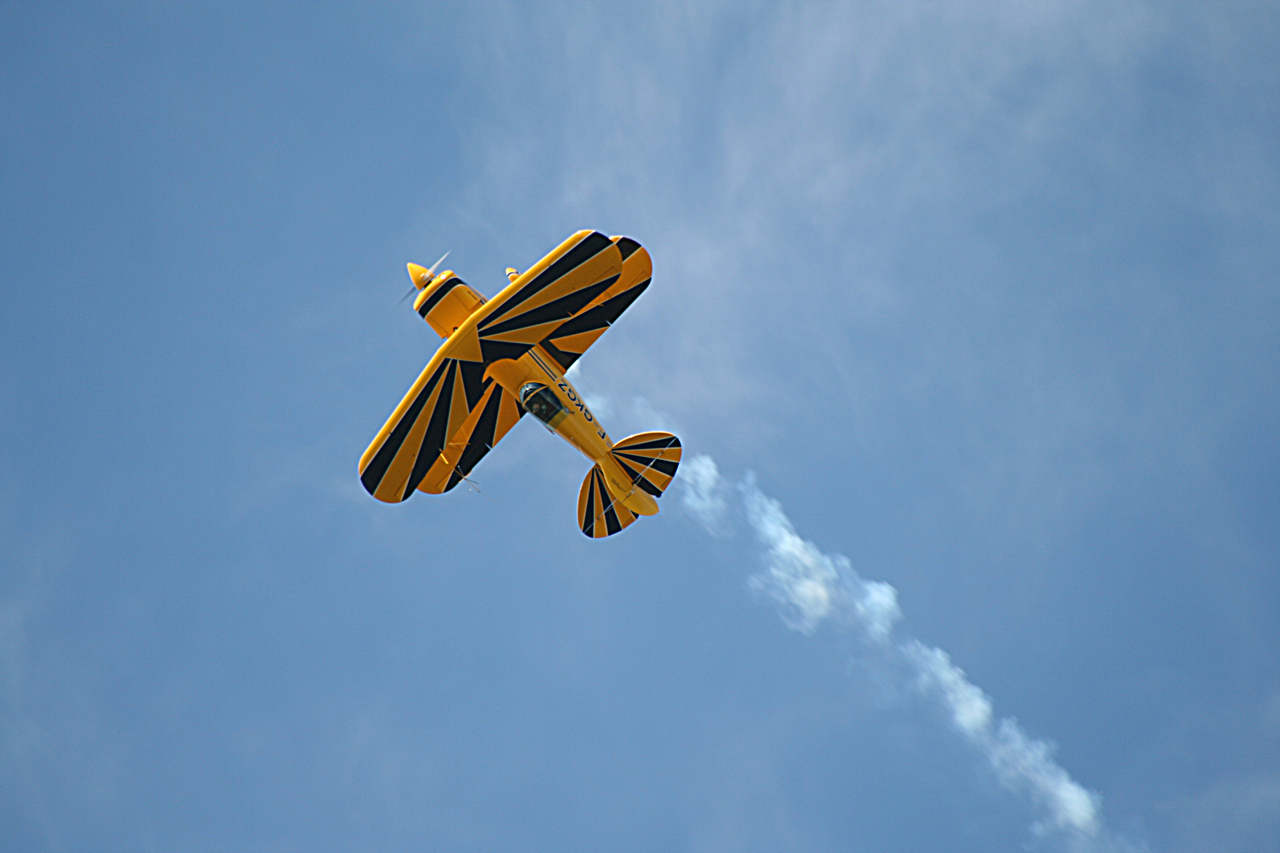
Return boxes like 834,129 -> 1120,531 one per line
577,465 -> 640,538
608,432 -> 682,497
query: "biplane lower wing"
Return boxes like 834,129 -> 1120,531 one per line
416,380 -> 524,494
359,356 -> 490,502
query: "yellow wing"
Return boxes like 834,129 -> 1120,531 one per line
463,231 -> 651,369
538,236 -> 652,371
415,380 -> 524,494
468,230 -> 622,361
359,356 -> 491,502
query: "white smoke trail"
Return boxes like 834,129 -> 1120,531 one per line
678,454 -> 1143,852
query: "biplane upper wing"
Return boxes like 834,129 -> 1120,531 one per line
359,231 -> 653,502
468,230 -> 622,362
537,235 -> 652,371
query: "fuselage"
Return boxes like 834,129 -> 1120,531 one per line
484,346 -> 659,516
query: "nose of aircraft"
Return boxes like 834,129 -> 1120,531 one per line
406,262 -> 430,289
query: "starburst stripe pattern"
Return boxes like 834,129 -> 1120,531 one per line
608,432 -> 682,497
540,236 -> 651,371
473,231 -> 623,363
358,357 -> 489,502
577,465 -> 638,538
416,380 -> 525,495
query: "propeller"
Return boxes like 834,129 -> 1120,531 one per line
397,251 -> 450,305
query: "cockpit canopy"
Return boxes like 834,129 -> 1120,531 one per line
519,383 -> 567,429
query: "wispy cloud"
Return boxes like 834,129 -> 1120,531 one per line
679,453 -> 1144,852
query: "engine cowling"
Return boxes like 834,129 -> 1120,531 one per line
410,267 -> 487,338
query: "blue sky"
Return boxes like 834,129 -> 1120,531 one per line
2,2 -> 1278,851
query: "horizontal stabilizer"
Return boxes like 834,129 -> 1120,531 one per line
577,465 -> 639,538
609,432 -> 682,497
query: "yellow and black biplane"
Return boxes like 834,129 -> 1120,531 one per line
359,230 -> 681,537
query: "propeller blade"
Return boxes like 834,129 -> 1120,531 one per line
426,251 -> 449,276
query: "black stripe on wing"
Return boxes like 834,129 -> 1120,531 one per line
360,360 -> 450,498
443,384 -> 525,492
615,237 -> 641,260
551,279 -> 650,340
538,339 -> 576,371
360,361 -> 450,494
405,359 -> 460,495
478,338 -> 538,363
479,232 -> 614,331
541,279 -> 651,370
458,360 -> 488,410
479,274 -> 619,339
